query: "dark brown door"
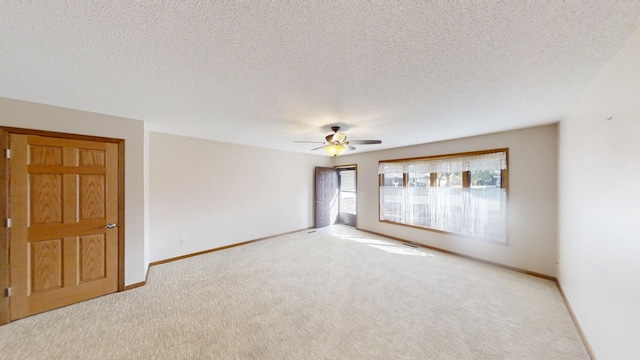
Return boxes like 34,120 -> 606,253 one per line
9,134 -> 119,320
315,167 -> 338,228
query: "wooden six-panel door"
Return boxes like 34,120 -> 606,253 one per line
9,134 -> 119,320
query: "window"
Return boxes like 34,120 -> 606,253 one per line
379,149 -> 508,242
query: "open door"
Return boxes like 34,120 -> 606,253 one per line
5,132 -> 121,321
315,167 -> 338,228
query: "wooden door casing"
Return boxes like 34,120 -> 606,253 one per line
315,167 -> 338,228
9,133 -> 120,320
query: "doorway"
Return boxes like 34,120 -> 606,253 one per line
1,127 -> 124,324
314,166 -> 357,228
337,167 -> 357,227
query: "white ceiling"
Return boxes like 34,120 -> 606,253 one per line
2,1 -> 640,156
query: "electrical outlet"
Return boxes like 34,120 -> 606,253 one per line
180,237 -> 187,245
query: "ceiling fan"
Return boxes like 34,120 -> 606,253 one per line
294,126 -> 382,156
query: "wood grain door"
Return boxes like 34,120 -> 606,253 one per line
9,134 -> 119,320
315,167 -> 338,228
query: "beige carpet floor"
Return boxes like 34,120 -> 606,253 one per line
0,226 -> 589,359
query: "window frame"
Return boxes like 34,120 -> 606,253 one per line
378,148 -> 509,242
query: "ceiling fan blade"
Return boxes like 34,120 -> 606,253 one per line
348,145 -> 356,151
310,146 -> 325,151
348,140 -> 382,145
294,141 -> 324,144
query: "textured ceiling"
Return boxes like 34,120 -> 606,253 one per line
2,1 -> 640,155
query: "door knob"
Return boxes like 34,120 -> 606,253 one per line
104,223 -> 117,229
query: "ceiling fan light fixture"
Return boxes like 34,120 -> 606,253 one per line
332,132 -> 346,143
325,144 -> 347,156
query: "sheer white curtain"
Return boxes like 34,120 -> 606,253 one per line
379,151 -> 507,242
380,185 -> 405,223
459,187 -> 506,241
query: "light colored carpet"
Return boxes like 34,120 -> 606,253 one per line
0,226 -> 589,359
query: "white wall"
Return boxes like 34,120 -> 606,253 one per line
337,124 -> 559,277
558,27 -> 640,360
148,132 -> 332,262
0,97 -> 147,286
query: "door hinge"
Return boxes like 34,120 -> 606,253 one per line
5,149 -> 10,159
5,288 -> 11,297
6,218 -> 11,228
